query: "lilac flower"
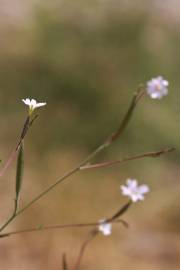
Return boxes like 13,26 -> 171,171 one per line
98,220 -> 112,236
120,179 -> 150,202
22,98 -> 46,115
146,76 -> 169,99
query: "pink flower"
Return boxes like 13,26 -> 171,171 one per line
121,179 -> 150,202
146,76 -> 169,99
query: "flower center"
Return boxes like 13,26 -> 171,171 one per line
155,82 -> 161,91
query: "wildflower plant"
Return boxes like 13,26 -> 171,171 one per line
0,77 -> 174,269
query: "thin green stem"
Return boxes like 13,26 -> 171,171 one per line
0,199 -> 18,232
16,166 -> 80,217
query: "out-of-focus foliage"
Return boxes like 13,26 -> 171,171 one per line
0,1 -> 180,270
1,1 -> 180,156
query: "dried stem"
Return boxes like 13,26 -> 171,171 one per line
80,147 -> 175,170
0,219 -> 128,238
73,230 -> 98,270
62,253 -> 68,270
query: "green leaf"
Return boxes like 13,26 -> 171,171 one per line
15,142 -> 24,201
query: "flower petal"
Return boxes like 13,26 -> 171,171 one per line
138,185 -> 150,194
35,102 -> 47,108
98,220 -> 112,236
127,179 -> 137,188
22,98 -> 31,105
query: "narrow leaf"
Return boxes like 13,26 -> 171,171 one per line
15,142 -> 24,201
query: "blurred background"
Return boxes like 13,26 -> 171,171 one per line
0,0 -> 180,269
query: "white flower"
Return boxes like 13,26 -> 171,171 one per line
120,179 -> 150,202
146,76 -> 169,99
22,98 -> 46,114
98,219 -> 112,236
